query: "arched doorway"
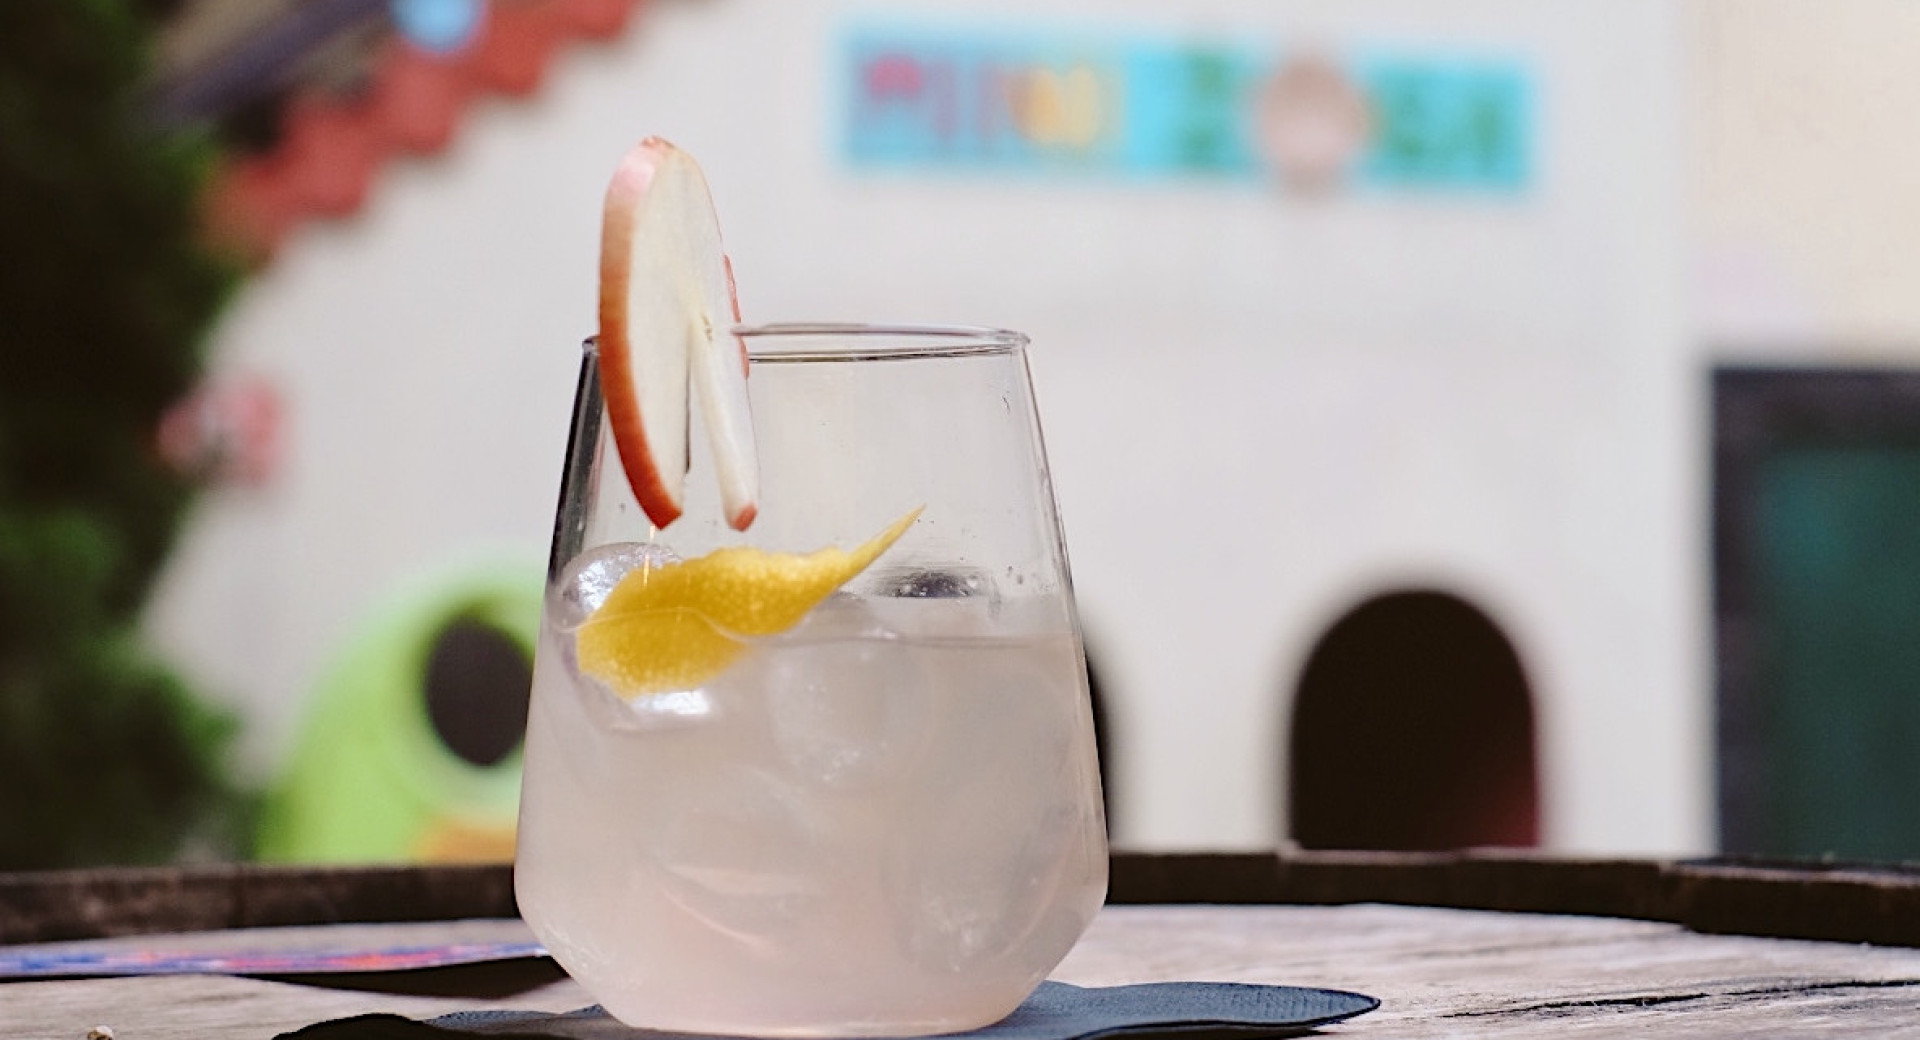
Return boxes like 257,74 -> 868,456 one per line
1287,589 -> 1540,850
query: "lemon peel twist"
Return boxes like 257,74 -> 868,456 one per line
575,508 -> 921,698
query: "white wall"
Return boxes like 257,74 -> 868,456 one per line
146,0 -> 1705,853
1688,0 -> 1920,355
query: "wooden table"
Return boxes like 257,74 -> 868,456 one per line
5,854 -> 1920,1037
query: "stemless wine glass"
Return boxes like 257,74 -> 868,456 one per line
515,324 -> 1109,1036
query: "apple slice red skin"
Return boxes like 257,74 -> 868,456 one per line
597,136 -> 758,532
597,138 -> 695,530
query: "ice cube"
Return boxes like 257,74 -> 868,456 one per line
884,788 -> 1079,973
549,542 -> 710,732
551,541 -> 681,630
565,654 -> 726,735
866,566 -> 1003,638
876,566 -> 997,601
728,598 -> 932,791
882,649 -> 1090,971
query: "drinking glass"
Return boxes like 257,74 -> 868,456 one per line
515,324 -> 1109,1035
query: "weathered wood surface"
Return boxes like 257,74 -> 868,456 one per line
11,851 -> 1920,948
1057,905 -> 1920,1037
0,950 -> 588,1040
1107,850 -> 1920,947
6,905 -> 1920,1038
0,864 -> 517,946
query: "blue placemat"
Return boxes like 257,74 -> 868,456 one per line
279,981 -> 1379,1040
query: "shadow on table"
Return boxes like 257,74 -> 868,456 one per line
264,957 -> 569,999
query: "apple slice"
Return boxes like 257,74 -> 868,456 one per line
691,254 -> 758,530
597,137 -> 759,530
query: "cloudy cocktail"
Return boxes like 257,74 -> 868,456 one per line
513,141 -> 1106,1035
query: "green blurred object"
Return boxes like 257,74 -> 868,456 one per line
256,567 -> 540,864
0,0 -> 245,868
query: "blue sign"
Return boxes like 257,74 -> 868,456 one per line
393,0 -> 485,54
841,24 -> 1533,193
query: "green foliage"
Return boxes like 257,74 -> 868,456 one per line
0,0 -> 247,867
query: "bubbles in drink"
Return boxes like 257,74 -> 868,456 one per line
552,541 -> 680,629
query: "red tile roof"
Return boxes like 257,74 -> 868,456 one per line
201,0 -> 642,264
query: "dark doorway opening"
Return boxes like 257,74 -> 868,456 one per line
1288,589 -> 1540,850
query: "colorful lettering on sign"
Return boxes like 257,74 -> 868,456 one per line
841,26 -> 1532,193
847,39 -> 1127,169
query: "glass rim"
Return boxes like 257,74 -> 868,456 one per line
731,322 -> 1028,361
